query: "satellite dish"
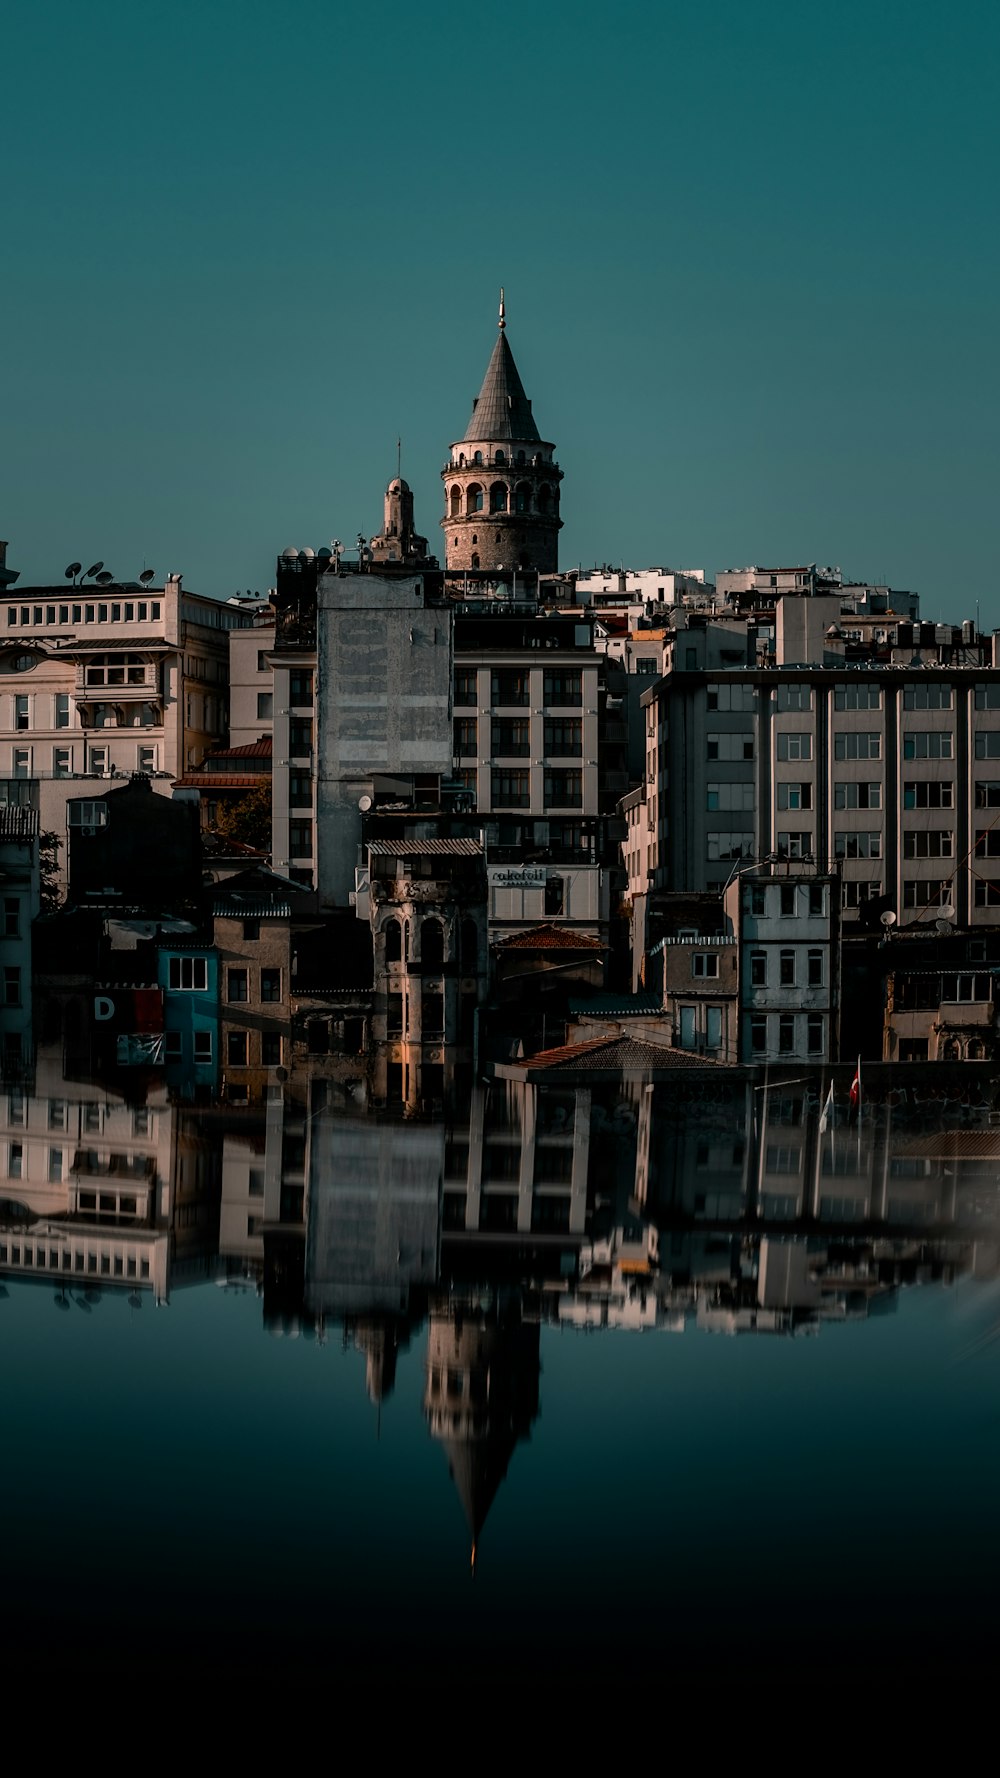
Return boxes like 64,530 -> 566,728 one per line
95,571 -> 114,586
281,546 -> 298,560
299,546 -> 315,561
139,568 -> 155,584
938,905 -> 955,923
316,546 -> 333,560
83,562 -> 103,579
65,562 -> 82,580
358,794 -> 373,812
880,909 -> 897,927
935,918 -> 955,934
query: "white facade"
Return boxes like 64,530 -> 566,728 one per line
0,574 -> 243,882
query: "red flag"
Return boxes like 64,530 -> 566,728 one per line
850,1057 -> 862,1116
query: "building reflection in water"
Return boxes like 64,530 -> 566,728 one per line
4,1046 -> 1000,1559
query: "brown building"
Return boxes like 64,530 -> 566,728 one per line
441,294 -> 562,578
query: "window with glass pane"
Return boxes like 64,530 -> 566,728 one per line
543,670 -> 582,706
544,769 -> 582,808
491,669 -> 530,707
168,956 -> 207,990
491,768 -> 530,807
492,717 -> 530,756
260,969 -> 281,1003
454,718 -> 477,756
544,718 -> 582,757
228,968 -> 248,1002
454,668 -> 478,706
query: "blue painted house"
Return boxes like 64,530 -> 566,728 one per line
156,941 -> 220,1099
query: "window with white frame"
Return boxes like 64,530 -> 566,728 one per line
834,732 -> 881,759
167,956 -> 208,991
903,731 -> 953,760
776,732 -> 812,761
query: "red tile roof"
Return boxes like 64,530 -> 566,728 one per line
176,774 -> 265,789
204,737 -> 273,760
498,923 -> 604,951
520,1034 -> 730,1072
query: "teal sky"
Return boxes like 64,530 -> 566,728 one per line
3,0 -> 997,620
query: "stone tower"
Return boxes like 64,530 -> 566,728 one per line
442,293 -> 563,577
370,476 -> 433,567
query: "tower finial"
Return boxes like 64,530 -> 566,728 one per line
498,287 -> 506,332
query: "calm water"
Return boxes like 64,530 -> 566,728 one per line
3,1064 -> 1000,1684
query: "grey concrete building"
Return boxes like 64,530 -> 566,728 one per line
641,595 -> 1000,930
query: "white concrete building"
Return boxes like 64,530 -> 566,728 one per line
0,566 -> 245,884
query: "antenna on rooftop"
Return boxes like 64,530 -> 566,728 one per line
139,569 -> 156,585
83,562 -> 104,581
65,562 -> 82,584
95,571 -> 114,586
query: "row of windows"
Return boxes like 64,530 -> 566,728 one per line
454,718 -> 584,758
709,831 -> 970,863
719,780 -> 1000,815
0,1236 -> 151,1275
491,769 -> 583,808
448,481 -> 553,517
454,669 -> 584,707
5,744 -> 159,778
749,949 -> 825,988
227,967 -> 282,1003
5,1095 -> 153,1136
749,1014 -> 826,1055
5,601 -> 161,627
705,682 -> 973,715
383,916 -> 479,968
748,884 -> 827,917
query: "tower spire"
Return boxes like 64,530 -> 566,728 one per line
498,287 -> 506,332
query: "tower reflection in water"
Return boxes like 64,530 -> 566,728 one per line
4,1048 -> 1000,1562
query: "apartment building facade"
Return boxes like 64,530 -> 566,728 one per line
643,608 -> 1000,930
0,569 -> 243,881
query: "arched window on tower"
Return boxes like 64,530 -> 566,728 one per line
514,481 -> 531,513
473,450 -> 483,465
490,483 -> 508,513
515,450 -> 525,465
471,554 -> 480,569
465,484 -> 483,515
384,918 -> 401,963
421,918 -> 444,968
537,485 -> 552,515
458,453 -> 466,465
495,450 -> 506,465
450,485 -> 462,518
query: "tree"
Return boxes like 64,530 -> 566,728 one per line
214,779 -> 272,852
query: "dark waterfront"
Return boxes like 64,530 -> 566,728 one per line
3,1049 -> 1000,1686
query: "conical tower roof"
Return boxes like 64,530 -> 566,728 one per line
460,302 -> 541,444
